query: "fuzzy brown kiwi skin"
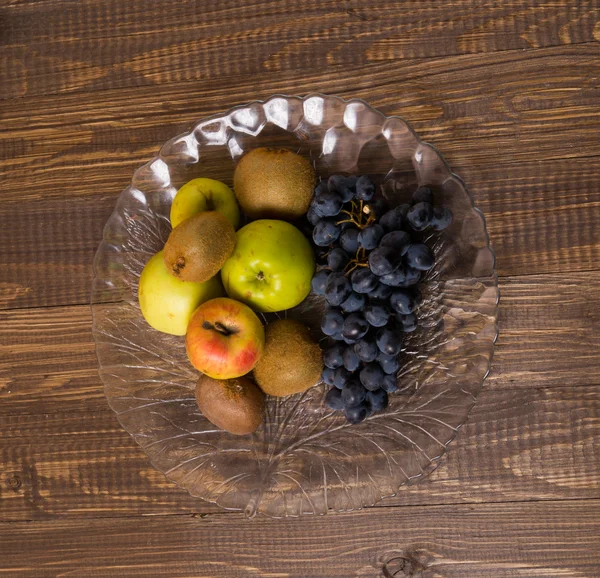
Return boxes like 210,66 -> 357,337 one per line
233,148 -> 316,220
253,319 -> 322,397
163,211 -> 235,283
195,375 -> 265,435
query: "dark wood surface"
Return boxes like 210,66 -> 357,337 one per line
1,1 -> 599,576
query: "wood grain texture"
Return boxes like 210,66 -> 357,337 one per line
487,272 -> 600,387
2,44 -> 599,173
2,272 -> 599,416
1,0 -> 598,99
2,0 -> 600,574
1,500 -> 600,577
2,151 -> 600,310
1,381 -> 599,521
2,43 -> 599,309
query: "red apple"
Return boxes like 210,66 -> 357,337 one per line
186,297 -> 265,379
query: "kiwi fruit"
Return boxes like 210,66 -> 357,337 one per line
253,319 -> 322,397
164,211 -> 235,283
195,374 -> 265,435
233,147 -> 316,220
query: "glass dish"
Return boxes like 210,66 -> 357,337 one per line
91,94 -> 498,517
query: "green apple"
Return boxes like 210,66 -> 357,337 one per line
221,220 -> 315,313
139,250 -> 224,335
170,178 -> 240,229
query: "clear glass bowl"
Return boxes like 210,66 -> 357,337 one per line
91,94 -> 499,517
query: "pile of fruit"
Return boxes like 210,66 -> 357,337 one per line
308,176 -> 453,424
138,146 -> 452,434
139,148 -> 322,436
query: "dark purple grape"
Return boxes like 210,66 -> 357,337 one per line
325,387 -> 344,410
307,204 -> 321,226
311,269 -> 330,295
330,175 -> 356,202
315,191 -> 344,217
313,219 -> 340,246
369,282 -> 393,300
376,326 -> 402,356
358,224 -> 384,250
343,346 -> 361,372
405,243 -> 434,271
315,181 -> 329,196
379,207 -> 405,232
368,246 -> 399,276
339,189 -> 355,203
377,352 -> 400,375
342,379 -> 367,407
342,313 -> 369,341
342,336 -> 358,345
354,338 -> 378,362
344,403 -> 369,424
379,266 -> 407,287
397,203 -> 410,217
389,289 -> 415,314
322,367 -> 335,386
411,185 -> 433,205
325,272 -> 352,306
397,266 -> 421,287
380,231 -> 410,254
351,268 -> 379,294
328,175 -> 347,193
323,344 -> 345,369
341,291 -> 367,313
339,227 -> 360,254
381,374 -> 399,393
364,302 -> 390,327
431,206 -> 453,230
332,367 -> 352,389
321,308 -> 345,336
342,175 -> 358,196
327,247 -> 350,272
355,175 -> 375,201
396,312 -> 418,332
406,202 -> 433,230
359,362 -> 385,391
366,389 -> 389,412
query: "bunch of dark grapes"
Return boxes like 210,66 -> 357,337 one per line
309,175 -> 453,424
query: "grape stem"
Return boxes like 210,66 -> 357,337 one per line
344,247 -> 369,276
336,200 -> 376,230
334,201 -> 377,277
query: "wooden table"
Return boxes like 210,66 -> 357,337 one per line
2,1 -> 600,576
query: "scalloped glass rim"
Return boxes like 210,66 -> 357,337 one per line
91,93 -> 499,518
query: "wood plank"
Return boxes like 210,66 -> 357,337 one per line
1,0 -> 598,99
488,272 -> 600,388
2,271 -> 599,416
1,500 -> 599,577
0,195 -> 117,310
467,158 -> 600,280
2,44 -> 599,175
1,378 -> 599,521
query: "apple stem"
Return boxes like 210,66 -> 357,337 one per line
201,321 -> 238,336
